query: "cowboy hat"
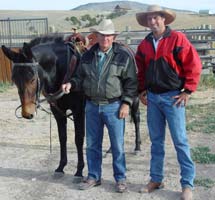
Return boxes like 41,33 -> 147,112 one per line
89,19 -> 120,35
136,5 -> 176,27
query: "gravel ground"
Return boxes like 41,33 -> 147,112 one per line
0,86 -> 214,200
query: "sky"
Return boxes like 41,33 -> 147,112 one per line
0,0 -> 214,13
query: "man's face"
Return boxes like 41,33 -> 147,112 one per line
146,13 -> 166,34
96,33 -> 116,52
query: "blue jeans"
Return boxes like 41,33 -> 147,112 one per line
147,90 -> 195,188
85,100 -> 126,182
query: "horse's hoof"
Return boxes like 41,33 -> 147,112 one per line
72,176 -> 83,183
53,171 -> 65,179
74,170 -> 83,177
103,152 -> 111,158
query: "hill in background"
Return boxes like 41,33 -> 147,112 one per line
72,1 -> 193,13
0,1 -> 214,32
72,1 -> 148,11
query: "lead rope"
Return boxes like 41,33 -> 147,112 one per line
14,103 -> 53,154
49,112 -> 52,154
37,101 -> 52,154
39,105 -> 52,154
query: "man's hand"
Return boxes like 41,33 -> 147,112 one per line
139,90 -> 147,105
61,82 -> 72,94
173,92 -> 191,107
119,103 -> 130,119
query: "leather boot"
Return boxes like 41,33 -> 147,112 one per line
181,187 -> 193,200
139,181 -> 164,193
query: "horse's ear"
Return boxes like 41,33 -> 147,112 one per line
1,45 -> 22,62
23,42 -> 34,60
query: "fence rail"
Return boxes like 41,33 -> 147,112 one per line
0,18 -> 48,47
0,26 -> 215,83
115,28 -> 215,73
0,18 -> 49,83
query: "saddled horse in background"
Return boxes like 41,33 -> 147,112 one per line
2,33 -> 87,177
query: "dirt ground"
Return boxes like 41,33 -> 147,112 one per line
0,86 -> 214,200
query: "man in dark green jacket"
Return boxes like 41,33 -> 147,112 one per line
62,19 -> 137,193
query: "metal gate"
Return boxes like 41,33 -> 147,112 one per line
0,17 -> 48,47
0,18 -> 48,82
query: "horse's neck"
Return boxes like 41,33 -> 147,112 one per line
36,41 -> 78,93
38,65 -> 57,94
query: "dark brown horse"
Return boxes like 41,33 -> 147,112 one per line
2,33 -> 141,178
2,34 -> 87,177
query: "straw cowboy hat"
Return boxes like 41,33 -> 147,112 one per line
89,19 -> 120,35
136,5 -> 176,27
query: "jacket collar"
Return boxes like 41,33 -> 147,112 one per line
146,26 -> 172,42
90,42 -> 122,55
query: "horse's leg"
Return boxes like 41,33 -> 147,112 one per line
72,96 -> 85,177
131,97 -> 141,152
51,107 -> 68,174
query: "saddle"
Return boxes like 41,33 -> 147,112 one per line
63,29 -> 89,83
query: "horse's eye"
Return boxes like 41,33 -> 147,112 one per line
31,78 -> 36,84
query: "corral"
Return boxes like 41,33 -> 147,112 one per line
0,17 -> 215,200
0,84 -> 214,200
0,18 -> 215,83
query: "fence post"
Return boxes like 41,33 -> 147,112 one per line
7,18 -> 12,48
125,26 -> 131,45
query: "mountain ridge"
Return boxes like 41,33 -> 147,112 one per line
72,1 -> 195,13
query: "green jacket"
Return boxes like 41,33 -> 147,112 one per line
71,42 -> 138,106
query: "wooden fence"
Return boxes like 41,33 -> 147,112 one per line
0,48 -> 12,83
1,27 -> 215,83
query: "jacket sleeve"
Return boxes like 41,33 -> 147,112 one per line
69,59 -> 85,91
177,34 -> 202,92
135,43 -> 146,93
121,53 -> 138,106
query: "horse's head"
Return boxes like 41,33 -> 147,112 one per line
2,44 -> 41,119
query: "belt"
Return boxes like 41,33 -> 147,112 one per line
148,87 -> 171,94
86,96 -> 120,105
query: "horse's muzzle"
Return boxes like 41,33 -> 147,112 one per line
23,113 -> 34,119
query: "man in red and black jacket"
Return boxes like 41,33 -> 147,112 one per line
135,4 -> 202,200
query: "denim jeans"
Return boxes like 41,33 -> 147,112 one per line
147,90 -> 195,188
85,100 -> 126,182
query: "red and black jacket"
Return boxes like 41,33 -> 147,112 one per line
135,27 -> 202,94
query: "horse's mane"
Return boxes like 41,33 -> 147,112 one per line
29,32 -> 88,56
29,34 -> 65,48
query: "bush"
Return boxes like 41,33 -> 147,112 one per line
69,16 -> 81,26
191,146 -> 215,164
0,82 -> 11,93
65,14 -> 103,28
107,10 -> 127,19
194,178 -> 215,188
198,74 -> 215,89
186,101 -> 215,134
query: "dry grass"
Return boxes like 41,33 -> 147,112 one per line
111,12 -> 215,31
0,10 -> 215,32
